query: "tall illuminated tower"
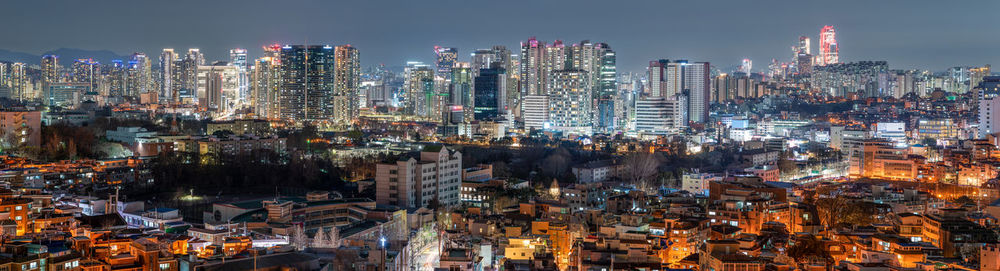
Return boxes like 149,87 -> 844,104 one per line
333,45 -> 361,124
519,37 -> 546,96
818,25 -> 839,66
160,49 -> 178,102
434,46 -> 458,76
230,48 -> 249,100
41,55 -> 59,84
278,45 -> 336,121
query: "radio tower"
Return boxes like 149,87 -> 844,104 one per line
818,25 -> 839,65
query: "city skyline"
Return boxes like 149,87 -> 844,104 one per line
1,0 -> 998,72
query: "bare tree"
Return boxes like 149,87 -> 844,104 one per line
311,229 -> 329,248
621,153 -> 660,192
291,224 -> 308,251
329,227 -> 341,248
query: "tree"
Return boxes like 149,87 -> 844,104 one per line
329,227 -> 341,248
311,229 -> 329,248
622,153 -> 660,192
291,225 -> 308,251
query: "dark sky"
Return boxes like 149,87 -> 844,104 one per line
2,0 -> 997,73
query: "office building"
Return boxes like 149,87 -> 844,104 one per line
473,67 -> 506,121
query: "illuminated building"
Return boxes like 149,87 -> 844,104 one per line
106,60 -> 126,102
520,37 -> 546,97
917,118 -> 958,140
450,63 -> 473,120
196,63 -> 237,111
795,36 -> 810,55
596,43 -> 617,133
633,96 -> 684,138
41,55 -> 59,84
229,48 -> 249,100
522,95 -> 549,131
473,67 -> 506,121
847,139 -> 916,180
648,59 -> 670,97
333,45 -> 360,124
72,58 -> 100,91
978,76 -> 1000,138
547,69 -> 592,136
127,52 -> 152,97
434,46 -> 458,76
739,58 -> 752,74
251,56 -> 281,119
160,49 -> 178,102
543,40 -> 566,92
0,110 -> 41,147
685,62 -> 710,123
45,82 -> 90,109
375,145 -> 462,209
278,45 -> 336,121
818,25 -> 839,65
404,62 -> 434,116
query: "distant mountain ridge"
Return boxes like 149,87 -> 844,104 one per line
0,48 -> 130,66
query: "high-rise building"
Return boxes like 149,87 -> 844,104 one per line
230,49 -> 249,101
473,67 -> 506,121
127,53 -> 152,97
333,45 -> 360,124
596,43 -> 617,133
548,69 -> 592,136
977,76 -> 1000,138
252,56 -> 281,119
41,55 -> 59,84
450,63 -> 473,120
818,25 -> 839,66
72,58 -> 100,91
278,45 -> 336,121
375,146 -> 463,209
648,60 -> 669,97
159,49 -> 178,102
795,36 -> 810,55
196,63 -> 238,111
543,40 -> 567,92
522,95 -> 549,131
520,37 -> 546,97
685,62 -> 710,123
106,60 -> 126,101
633,97 -> 684,139
434,46 -> 458,76
404,62 -> 434,116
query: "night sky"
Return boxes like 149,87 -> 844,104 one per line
2,0 -> 997,73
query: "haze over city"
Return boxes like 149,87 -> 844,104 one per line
1,0 -> 999,71
1,1 -> 1000,271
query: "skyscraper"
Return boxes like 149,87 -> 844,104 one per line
160,49 -> 178,102
230,48 -> 249,101
520,37 -> 546,97
72,58 -> 100,91
278,45 -> 336,121
127,53 -> 152,97
434,46 -> 458,76
404,62 -> 434,116
818,25 -> 839,66
41,55 -> 59,84
252,56 -> 281,119
334,45 -> 361,124
473,67 -> 506,121
450,63 -> 473,120
648,60 -> 669,97
684,62 -> 710,123
595,43 -> 617,133
543,40 -> 567,92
